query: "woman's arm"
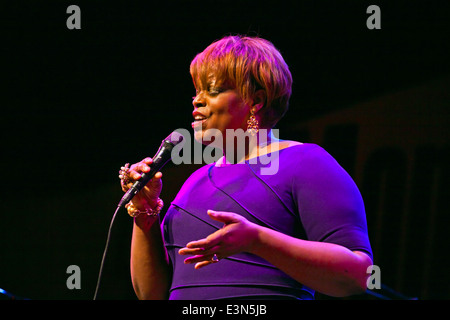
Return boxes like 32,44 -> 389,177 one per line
250,222 -> 373,297
122,159 -> 171,300
130,213 -> 171,300
179,210 -> 372,298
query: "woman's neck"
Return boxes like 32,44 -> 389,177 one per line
220,129 -> 280,164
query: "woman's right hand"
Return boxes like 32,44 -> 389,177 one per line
120,157 -> 163,212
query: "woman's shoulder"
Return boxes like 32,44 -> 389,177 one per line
276,141 -> 323,157
188,162 -> 214,178
276,142 -> 342,171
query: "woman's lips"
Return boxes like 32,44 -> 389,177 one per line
191,109 -> 209,128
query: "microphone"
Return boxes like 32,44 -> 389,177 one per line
117,130 -> 185,209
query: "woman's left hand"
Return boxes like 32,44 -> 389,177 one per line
178,210 -> 260,269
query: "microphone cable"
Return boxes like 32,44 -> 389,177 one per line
93,205 -> 121,300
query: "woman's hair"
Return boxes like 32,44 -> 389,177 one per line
190,35 -> 293,129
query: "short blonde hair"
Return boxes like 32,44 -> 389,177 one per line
190,35 -> 292,128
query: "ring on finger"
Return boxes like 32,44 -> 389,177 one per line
211,254 -> 220,263
119,163 -> 132,185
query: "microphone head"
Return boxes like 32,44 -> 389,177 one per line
165,130 -> 185,146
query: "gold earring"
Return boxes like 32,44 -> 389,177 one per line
247,109 -> 259,135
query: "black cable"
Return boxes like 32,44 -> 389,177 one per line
93,205 -> 121,300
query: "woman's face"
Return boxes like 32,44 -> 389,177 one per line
191,76 -> 251,146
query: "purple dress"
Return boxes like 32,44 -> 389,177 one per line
162,144 -> 372,300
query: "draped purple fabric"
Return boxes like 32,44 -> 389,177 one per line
162,144 -> 372,300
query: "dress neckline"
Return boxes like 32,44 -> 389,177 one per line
214,142 -> 305,167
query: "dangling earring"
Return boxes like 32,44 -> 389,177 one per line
247,108 -> 259,136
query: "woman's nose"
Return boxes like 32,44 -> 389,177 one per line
192,92 -> 205,108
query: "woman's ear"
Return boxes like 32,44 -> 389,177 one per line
252,89 -> 266,113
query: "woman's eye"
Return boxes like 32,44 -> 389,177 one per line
208,87 -> 223,95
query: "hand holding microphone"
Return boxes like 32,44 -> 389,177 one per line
119,158 -> 163,216
117,130 -> 185,216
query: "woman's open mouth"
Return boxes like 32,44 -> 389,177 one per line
192,111 -> 209,128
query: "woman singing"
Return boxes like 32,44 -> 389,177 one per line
119,35 -> 373,300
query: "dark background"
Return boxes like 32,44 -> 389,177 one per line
1,0 -> 449,300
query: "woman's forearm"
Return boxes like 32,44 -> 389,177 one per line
130,216 -> 171,300
250,225 -> 373,297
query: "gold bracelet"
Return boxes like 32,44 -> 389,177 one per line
125,198 -> 164,218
